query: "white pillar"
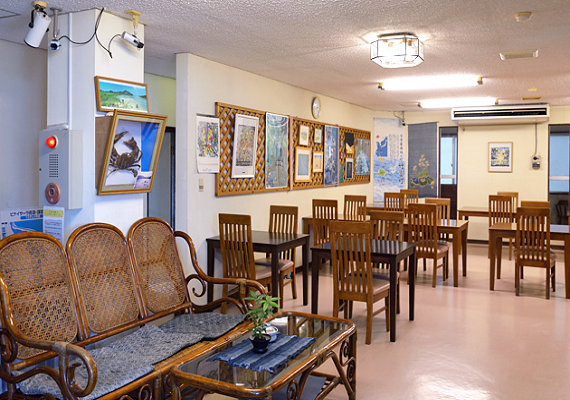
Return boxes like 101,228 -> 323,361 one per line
47,9 -> 145,235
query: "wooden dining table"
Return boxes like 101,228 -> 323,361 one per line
303,215 -> 469,287
489,222 -> 570,298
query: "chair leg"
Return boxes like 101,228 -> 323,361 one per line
423,258 -> 427,271
515,263 -> 520,296
366,301 -> 373,345
291,269 -> 298,300
279,275 -> 285,309
432,257 -> 437,288
396,279 -> 401,314
508,238 -> 513,261
333,294 -> 340,318
546,268 -> 551,300
552,265 -> 556,292
221,284 -> 228,314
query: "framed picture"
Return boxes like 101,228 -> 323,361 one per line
313,151 -> 323,172
489,142 -> 513,172
265,113 -> 289,189
295,147 -> 312,182
94,76 -> 149,113
345,157 -> 354,179
324,125 -> 339,186
344,132 -> 354,154
354,138 -> 371,175
98,110 -> 167,195
231,114 -> 259,178
299,125 -> 310,146
314,128 -> 322,144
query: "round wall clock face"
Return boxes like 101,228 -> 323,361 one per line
312,97 -> 321,119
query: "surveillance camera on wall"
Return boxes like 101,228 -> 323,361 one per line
25,1 -> 51,48
49,39 -> 60,50
121,32 -> 144,49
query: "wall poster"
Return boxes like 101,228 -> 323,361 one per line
196,114 -> 220,173
373,118 -> 405,202
231,114 -> 259,178
324,125 -> 339,186
408,122 -> 437,197
265,113 -> 289,188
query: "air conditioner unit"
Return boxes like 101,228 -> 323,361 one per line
451,104 -> 550,125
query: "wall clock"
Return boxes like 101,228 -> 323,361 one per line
312,97 -> 321,119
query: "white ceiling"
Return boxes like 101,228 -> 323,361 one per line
1,0 -> 569,111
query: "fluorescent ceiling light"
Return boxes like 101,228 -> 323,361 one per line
379,75 -> 482,91
499,50 -> 538,60
419,97 -> 497,109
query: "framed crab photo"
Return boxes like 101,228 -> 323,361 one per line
97,110 -> 167,195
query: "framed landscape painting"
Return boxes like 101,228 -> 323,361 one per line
95,76 -> 149,113
489,142 -> 513,172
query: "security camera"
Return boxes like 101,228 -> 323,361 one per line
49,39 -> 60,50
121,32 -> 144,49
25,1 -> 51,48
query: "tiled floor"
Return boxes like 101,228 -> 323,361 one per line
207,243 -> 570,399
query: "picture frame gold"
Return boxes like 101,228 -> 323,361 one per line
94,76 -> 149,113
488,141 -> 513,172
313,151 -> 323,173
98,110 -> 167,195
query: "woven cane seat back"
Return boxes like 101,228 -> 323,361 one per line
0,233 -> 77,359
67,224 -> 140,334
128,218 -> 188,314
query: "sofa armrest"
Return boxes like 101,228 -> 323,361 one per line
0,328 -> 97,400
175,231 -> 267,314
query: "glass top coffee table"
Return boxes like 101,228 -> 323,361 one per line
171,311 -> 356,400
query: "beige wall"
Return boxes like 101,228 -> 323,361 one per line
175,53 -> 390,279
145,73 -> 176,126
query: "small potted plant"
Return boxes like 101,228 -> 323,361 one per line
244,290 -> 279,353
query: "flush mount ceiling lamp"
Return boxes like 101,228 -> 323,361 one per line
419,97 -> 497,109
379,75 -> 482,91
370,33 -> 424,68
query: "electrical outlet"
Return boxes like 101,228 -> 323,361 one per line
199,178 -> 204,192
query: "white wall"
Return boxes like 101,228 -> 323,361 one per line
145,73 -> 176,126
0,40 -> 46,209
176,53 -> 385,277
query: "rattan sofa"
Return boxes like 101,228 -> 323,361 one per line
0,217 -> 263,400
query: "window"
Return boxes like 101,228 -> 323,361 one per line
549,126 -> 569,193
440,127 -> 457,185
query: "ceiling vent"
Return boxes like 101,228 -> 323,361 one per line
451,104 -> 550,125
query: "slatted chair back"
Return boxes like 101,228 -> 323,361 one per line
489,195 -> 514,226
219,213 -> 256,280
497,191 -> 519,214
128,217 -> 191,316
401,189 -> 419,209
516,207 -> 551,266
67,223 -> 142,339
312,199 -> 338,245
556,199 -> 568,224
383,192 -> 404,212
425,198 -> 451,224
344,195 -> 367,221
408,203 -> 439,259
369,210 -> 404,241
521,201 -> 550,208
329,220 -> 373,301
0,233 -> 79,361
515,207 -> 555,298
269,205 -> 298,262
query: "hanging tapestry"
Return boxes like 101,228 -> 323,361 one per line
373,118 -> 405,202
408,122 -> 437,197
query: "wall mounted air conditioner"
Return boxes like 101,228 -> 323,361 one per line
451,104 -> 550,125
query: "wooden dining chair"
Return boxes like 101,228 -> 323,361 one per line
497,192 -> 519,260
489,195 -> 514,276
344,194 -> 367,221
255,205 -> 298,308
369,210 -> 404,313
425,197 -> 451,241
383,192 -> 405,212
515,207 -> 556,299
407,203 -> 450,288
400,189 -> 419,210
556,199 -> 568,224
312,199 -> 338,246
219,213 -> 287,312
329,220 -> 390,344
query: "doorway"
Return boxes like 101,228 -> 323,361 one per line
548,124 -> 569,224
439,126 -> 458,218
146,126 -> 175,227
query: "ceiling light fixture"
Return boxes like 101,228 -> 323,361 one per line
379,75 -> 482,91
25,1 -> 51,48
515,11 -> 532,22
418,97 -> 497,109
499,50 -> 538,60
370,33 -> 424,68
